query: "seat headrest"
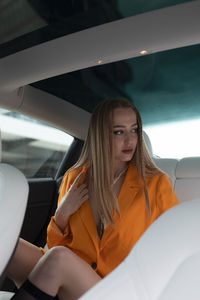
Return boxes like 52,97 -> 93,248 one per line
143,131 -> 153,156
176,157 -> 200,178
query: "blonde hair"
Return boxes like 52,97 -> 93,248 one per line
69,98 -> 161,224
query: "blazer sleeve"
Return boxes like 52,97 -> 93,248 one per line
46,172 -> 72,249
156,173 -> 179,216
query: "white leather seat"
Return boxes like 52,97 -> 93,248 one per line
0,130 -> 29,298
175,157 -> 200,203
143,132 -> 200,201
153,155 -> 200,204
80,199 -> 200,300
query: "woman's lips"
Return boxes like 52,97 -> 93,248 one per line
122,149 -> 133,154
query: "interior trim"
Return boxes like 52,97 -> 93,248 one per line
0,86 -> 90,139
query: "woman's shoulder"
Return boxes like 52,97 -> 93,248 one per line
63,166 -> 83,181
146,169 -> 170,185
59,166 -> 85,196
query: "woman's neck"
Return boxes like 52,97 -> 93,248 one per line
113,162 -> 129,178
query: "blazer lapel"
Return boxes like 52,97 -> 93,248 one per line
100,163 -> 141,247
78,200 -> 100,250
118,163 -> 141,211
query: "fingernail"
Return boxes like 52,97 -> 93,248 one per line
81,169 -> 86,175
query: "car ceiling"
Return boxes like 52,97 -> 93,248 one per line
0,0 -> 200,126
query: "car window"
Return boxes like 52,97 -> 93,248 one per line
0,109 -> 74,178
144,118 -> 200,159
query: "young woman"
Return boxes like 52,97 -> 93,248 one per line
7,98 -> 179,299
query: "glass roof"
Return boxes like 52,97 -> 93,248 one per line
31,42 -> 200,126
0,0 -> 192,58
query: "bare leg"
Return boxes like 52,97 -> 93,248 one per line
13,246 -> 101,300
6,238 -> 43,287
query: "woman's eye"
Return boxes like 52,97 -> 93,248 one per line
113,130 -> 123,135
131,128 -> 138,133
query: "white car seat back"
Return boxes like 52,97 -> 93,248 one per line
0,130 -> 29,292
159,251 -> 200,300
80,199 -> 200,300
143,132 -> 200,203
175,157 -> 200,203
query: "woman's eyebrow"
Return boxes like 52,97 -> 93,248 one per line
113,123 -> 137,128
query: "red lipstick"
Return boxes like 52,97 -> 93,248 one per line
122,149 -> 133,154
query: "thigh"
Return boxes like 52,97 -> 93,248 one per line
56,248 -> 101,300
6,238 -> 44,287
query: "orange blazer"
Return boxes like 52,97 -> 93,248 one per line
47,163 -> 179,278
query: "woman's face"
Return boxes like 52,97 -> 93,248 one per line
111,107 -> 138,167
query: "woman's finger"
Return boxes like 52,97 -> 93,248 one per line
80,188 -> 88,198
77,184 -> 87,193
80,194 -> 89,203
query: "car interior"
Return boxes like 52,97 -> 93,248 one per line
0,0 -> 200,299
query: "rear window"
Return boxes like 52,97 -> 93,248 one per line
144,118 -> 200,158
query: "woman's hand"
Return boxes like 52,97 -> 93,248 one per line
54,172 -> 88,232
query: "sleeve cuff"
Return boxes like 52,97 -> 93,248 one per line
51,216 -> 70,236
47,216 -> 70,248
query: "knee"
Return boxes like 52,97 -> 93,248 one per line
30,247 -> 72,283
45,246 -> 72,270
48,246 -> 71,258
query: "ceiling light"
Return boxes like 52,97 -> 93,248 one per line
140,50 -> 148,55
97,60 -> 103,64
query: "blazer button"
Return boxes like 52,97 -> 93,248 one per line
91,262 -> 97,269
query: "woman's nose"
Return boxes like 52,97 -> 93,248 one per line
124,132 -> 132,143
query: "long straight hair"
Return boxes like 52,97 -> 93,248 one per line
69,98 -> 161,224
